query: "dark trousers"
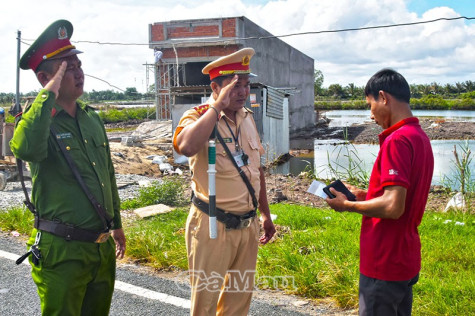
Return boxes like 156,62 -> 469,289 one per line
359,273 -> 419,316
28,229 -> 116,316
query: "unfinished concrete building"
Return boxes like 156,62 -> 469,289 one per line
148,16 -> 315,159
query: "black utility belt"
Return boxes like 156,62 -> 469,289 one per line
35,218 -> 111,243
192,195 -> 256,230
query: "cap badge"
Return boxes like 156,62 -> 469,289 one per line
242,55 -> 250,66
219,70 -> 235,75
58,26 -> 68,40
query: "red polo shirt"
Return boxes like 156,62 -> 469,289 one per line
360,117 -> 434,281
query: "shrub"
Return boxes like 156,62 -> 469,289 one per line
98,107 -> 152,123
121,177 -> 188,210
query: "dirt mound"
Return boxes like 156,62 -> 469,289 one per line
107,120 -> 177,176
110,142 -> 165,176
291,118 -> 475,147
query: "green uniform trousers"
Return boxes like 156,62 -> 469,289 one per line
27,229 -> 116,316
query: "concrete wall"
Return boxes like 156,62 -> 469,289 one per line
239,17 -> 315,133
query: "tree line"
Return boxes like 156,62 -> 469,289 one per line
2,70 -> 474,106
0,87 -> 149,105
314,70 -> 475,100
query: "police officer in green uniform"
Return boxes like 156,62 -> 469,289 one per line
10,19 -> 126,315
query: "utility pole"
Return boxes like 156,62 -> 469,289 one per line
10,30 -> 22,116
15,30 -> 21,109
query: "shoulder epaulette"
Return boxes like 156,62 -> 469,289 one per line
193,104 -> 210,116
244,107 -> 254,114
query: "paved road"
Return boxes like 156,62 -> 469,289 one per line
0,234 -> 319,316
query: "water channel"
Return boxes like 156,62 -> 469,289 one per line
275,110 -> 475,188
324,109 -> 475,127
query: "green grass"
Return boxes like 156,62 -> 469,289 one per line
0,206 -> 34,235
257,204 -> 360,308
124,207 -> 189,270
105,126 -> 137,133
1,202 -> 473,314
417,211 -> 475,315
98,107 -> 153,123
120,177 -> 188,210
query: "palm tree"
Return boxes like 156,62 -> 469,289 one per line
455,82 -> 466,93
463,80 -> 475,92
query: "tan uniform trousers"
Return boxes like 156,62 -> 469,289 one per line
186,204 -> 260,316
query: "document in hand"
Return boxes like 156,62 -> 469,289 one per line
307,180 -> 329,199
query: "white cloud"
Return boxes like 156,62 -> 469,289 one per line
0,0 -> 473,94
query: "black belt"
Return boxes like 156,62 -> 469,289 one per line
35,218 -> 111,243
192,195 -> 256,230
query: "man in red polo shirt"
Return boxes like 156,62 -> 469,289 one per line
326,68 -> 434,316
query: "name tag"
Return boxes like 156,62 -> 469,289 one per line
56,132 -> 72,139
233,150 -> 249,167
219,137 -> 233,144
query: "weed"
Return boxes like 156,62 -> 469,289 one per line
0,206 -> 34,234
121,177 -> 188,210
441,140 -> 474,212
125,207 -> 189,270
452,140 -> 474,194
324,128 -> 371,188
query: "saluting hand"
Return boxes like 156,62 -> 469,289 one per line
213,75 -> 239,111
44,61 -> 67,99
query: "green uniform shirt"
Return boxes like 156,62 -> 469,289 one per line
10,89 -> 121,231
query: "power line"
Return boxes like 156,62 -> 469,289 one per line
21,16 -> 474,47
84,74 -> 126,91
257,16 -> 475,40
19,15 -> 474,93
84,74 -> 145,95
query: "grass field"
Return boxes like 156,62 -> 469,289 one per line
2,201 -> 473,315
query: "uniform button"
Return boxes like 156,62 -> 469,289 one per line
101,183 -> 105,187
84,139 -> 88,144
92,162 -> 96,166
66,146 -> 71,151
41,94 -> 47,99
103,142 -> 106,146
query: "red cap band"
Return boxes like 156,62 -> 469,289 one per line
208,62 -> 250,80
28,38 -> 74,71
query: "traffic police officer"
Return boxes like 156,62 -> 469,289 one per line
10,19 -> 125,315
173,47 -> 276,315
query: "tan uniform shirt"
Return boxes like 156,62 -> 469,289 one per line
174,96 -> 265,214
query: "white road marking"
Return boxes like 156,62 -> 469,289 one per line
115,281 -> 190,309
0,249 -> 29,265
0,249 -> 191,309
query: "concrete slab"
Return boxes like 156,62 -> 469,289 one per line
133,204 -> 175,218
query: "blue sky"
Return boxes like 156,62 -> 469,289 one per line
408,0 -> 475,18
1,0 -> 474,93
